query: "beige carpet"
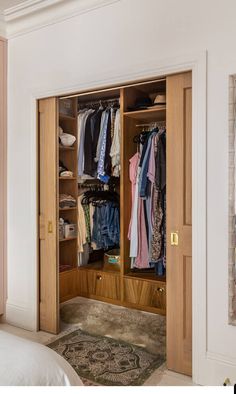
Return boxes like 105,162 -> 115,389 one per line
60,297 -> 166,358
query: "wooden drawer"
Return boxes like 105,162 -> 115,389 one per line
123,278 -> 166,313
59,269 -> 77,303
77,269 -> 121,301
89,271 -> 121,301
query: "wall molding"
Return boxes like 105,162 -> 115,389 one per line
3,0 -> 120,39
228,75 -> 236,325
0,38 -> 7,321
4,0 -> 63,20
207,351 -> 236,368
6,301 -> 37,331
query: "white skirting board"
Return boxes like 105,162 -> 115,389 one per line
5,302 -> 37,331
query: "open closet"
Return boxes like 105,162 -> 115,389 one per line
38,71 -> 192,376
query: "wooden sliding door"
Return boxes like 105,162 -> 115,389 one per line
166,72 -> 192,376
38,98 -> 59,334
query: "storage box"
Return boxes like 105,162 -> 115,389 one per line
64,223 -> 77,239
59,224 -> 65,240
104,249 -> 120,272
59,98 -> 74,117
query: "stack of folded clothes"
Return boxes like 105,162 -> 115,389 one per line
59,194 -> 77,208
59,160 -> 73,177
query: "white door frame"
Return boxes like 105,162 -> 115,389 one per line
29,51 -> 207,384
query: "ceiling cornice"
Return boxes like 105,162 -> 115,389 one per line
4,0 -> 63,21
3,0 -> 120,39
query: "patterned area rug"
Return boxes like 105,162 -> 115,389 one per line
48,328 -> 165,386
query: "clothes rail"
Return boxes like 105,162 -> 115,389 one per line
78,97 -> 120,109
78,180 -> 117,192
136,121 -> 166,128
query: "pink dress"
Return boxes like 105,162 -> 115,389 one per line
128,152 -> 140,263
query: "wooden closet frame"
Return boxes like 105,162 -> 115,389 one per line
38,71 -> 193,375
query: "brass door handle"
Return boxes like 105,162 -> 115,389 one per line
48,221 -> 53,233
170,231 -> 179,246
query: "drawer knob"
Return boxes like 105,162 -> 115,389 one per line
96,275 -> 102,280
157,287 -> 164,293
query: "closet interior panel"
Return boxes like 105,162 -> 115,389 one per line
39,77 -> 170,317
58,98 -> 78,278
59,269 -> 77,302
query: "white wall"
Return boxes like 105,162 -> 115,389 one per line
6,0 -> 236,385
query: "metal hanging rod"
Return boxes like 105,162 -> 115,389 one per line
136,120 -> 166,128
78,97 -> 120,109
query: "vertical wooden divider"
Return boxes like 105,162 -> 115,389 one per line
120,88 -> 125,301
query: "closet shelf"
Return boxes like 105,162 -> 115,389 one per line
59,145 -> 76,151
59,266 -> 77,274
123,107 -> 166,121
59,177 -> 77,180
78,261 -> 120,275
59,207 -> 77,211
59,114 -> 76,121
59,237 -> 77,242
125,272 -> 166,283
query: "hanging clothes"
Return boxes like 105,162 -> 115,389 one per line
78,109 -> 94,177
128,152 -> 140,268
83,109 -> 103,177
128,127 -> 166,276
77,102 -> 120,182
110,109 -> 121,177
77,188 -> 120,266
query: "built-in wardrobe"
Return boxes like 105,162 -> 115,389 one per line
38,72 -> 192,376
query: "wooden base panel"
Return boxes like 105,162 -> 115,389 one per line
122,301 -> 166,316
60,267 -> 166,315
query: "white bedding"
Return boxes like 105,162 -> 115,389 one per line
0,331 -> 83,386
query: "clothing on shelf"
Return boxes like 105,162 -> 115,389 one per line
77,100 -> 120,183
59,160 -> 73,177
58,125 -> 76,147
59,194 -> 77,208
128,127 -> 166,276
77,187 -> 120,267
59,264 -> 72,273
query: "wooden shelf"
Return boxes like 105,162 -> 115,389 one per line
123,106 -> 166,121
78,261 -> 120,275
125,271 -> 166,282
59,145 -> 76,151
59,177 -> 76,180
59,237 -> 77,243
59,114 -> 76,121
59,266 -> 77,274
59,207 -> 77,211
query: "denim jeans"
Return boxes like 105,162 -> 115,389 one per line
91,202 -> 120,249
